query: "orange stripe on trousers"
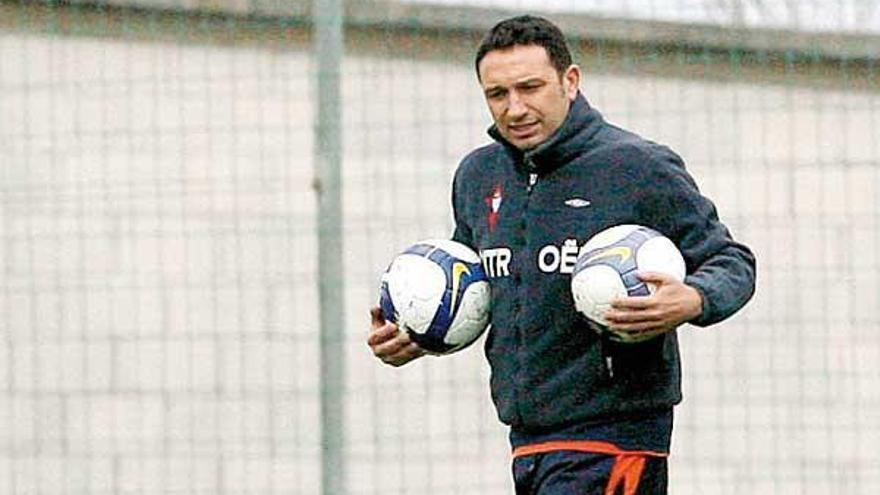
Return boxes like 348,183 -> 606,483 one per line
511,440 -> 667,459
604,454 -> 647,495
511,440 -> 664,495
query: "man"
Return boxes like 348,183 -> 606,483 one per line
368,15 -> 755,494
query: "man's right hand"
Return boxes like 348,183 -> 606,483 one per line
367,307 -> 426,367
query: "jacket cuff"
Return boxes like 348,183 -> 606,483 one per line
684,276 -> 713,327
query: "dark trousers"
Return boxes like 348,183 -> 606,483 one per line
512,449 -> 668,495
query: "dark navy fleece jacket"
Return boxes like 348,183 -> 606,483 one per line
451,93 -> 756,433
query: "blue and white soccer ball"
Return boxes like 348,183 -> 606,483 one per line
379,239 -> 491,354
571,224 -> 686,343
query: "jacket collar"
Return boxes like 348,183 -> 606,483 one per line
487,92 -> 602,174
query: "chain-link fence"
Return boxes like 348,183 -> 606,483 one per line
1,1 -> 878,493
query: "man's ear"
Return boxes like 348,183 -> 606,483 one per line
563,64 -> 581,101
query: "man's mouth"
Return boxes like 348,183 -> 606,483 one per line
508,121 -> 538,138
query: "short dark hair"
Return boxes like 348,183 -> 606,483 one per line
474,15 -> 573,80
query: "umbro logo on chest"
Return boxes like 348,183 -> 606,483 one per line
564,198 -> 591,208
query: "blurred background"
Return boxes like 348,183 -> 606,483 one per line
0,0 -> 878,493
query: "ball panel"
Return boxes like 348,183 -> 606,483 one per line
445,281 -> 491,350
571,264 -> 626,326
575,244 -> 639,277
383,254 -> 445,334
422,247 -> 488,349
579,224 -> 641,253
621,269 -> 651,297
636,236 -> 686,282
378,280 -> 397,324
419,238 -> 482,264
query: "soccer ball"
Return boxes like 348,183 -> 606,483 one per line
379,239 -> 491,354
571,224 -> 686,343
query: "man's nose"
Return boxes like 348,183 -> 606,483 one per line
507,92 -> 528,119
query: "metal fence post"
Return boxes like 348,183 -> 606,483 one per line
313,0 -> 345,493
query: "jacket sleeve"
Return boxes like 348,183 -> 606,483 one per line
636,147 -> 756,327
450,162 -> 476,250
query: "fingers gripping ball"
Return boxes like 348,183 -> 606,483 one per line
379,239 -> 491,354
571,224 -> 686,343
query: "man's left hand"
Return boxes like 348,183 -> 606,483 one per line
603,271 -> 703,338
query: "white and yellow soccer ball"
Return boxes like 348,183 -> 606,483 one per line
379,239 -> 491,354
571,224 -> 686,343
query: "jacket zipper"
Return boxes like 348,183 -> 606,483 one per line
514,160 -> 538,426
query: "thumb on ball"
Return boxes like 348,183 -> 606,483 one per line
637,271 -> 674,284
370,307 -> 386,327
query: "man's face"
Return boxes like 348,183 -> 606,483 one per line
478,44 -> 580,151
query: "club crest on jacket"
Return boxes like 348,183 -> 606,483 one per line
485,183 -> 503,232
